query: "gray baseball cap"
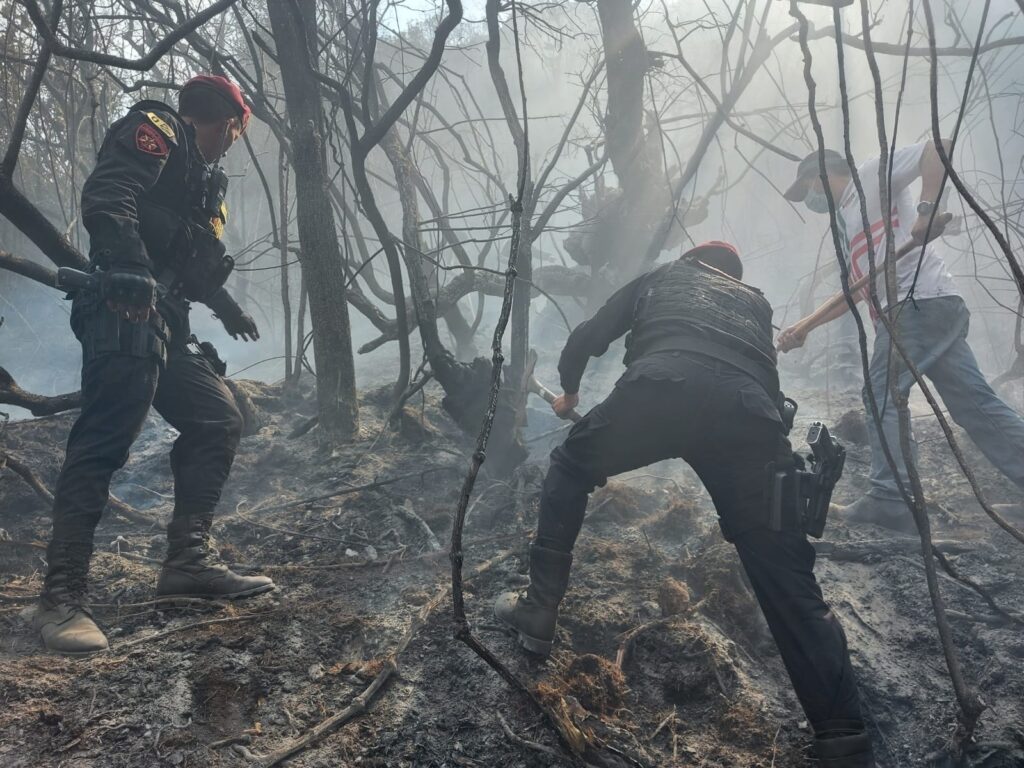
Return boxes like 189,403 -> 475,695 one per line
784,149 -> 849,202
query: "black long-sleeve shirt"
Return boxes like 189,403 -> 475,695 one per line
82,101 -> 242,316
558,264 -> 696,393
81,105 -> 184,273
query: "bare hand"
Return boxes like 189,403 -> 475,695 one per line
776,325 -> 808,353
552,392 -> 580,419
106,299 -> 151,323
910,211 -> 953,246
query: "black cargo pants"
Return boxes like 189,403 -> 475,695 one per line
50,293 -> 242,546
535,354 -> 864,734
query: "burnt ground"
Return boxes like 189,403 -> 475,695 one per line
1,379 -> 1023,768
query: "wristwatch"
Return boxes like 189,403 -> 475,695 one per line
916,200 -> 936,216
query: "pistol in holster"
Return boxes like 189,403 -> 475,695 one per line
185,335 -> 227,377
766,421 -> 846,538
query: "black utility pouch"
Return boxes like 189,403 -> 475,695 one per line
73,292 -> 168,367
172,224 -> 234,302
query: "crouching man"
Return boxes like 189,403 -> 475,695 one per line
495,242 -> 874,767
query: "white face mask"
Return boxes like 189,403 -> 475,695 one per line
804,188 -> 831,214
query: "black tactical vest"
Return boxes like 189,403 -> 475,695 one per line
624,258 -> 778,385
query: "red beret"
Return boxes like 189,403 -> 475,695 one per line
182,74 -> 251,127
684,240 -> 739,260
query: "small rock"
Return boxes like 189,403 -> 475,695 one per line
364,545 -> 378,561
308,663 -> 326,682
344,548 -> 358,558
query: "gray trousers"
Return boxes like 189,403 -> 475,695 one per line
863,295 -> 1024,500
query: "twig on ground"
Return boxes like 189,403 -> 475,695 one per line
650,706 -> 676,740
0,593 -> 36,604
243,551 -> 513,767
945,609 -> 1013,626
231,466 -> 461,517
234,511 -> 370,547
496,711 -> 561,759
116,610 -> 278,650
394,498 -> 442,551
814,538 -> 984,562
209,733 -> 252,750
931,548 -> 1024,626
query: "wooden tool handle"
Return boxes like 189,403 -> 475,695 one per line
528,377 -> 583,423
788,238 -> 920,339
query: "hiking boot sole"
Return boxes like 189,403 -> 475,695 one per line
43,645 -> 109,658
155,582 -> 276,601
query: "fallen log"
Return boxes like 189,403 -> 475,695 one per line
0,367 -> 81,417
0,249 -> 58,288
0,450 -> 158,527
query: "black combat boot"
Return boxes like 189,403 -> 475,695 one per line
33,540 -> 109,656
815,721 -> 875,768
493,544 -> 573,657
156,517 -> 275,599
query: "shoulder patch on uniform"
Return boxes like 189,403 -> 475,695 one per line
135,123 -> 169,156
144,111 -> 176,139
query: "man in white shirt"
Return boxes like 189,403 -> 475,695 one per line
777,142 -> 1024,533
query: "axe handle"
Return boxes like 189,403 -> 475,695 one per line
530,379 -> 583,423
787,238 -> 919,340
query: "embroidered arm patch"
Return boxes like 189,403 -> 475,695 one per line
135,123 -> 169,156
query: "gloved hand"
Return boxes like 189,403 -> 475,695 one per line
219,309 -> 259,342
101,265 -> 156,323
206,287 -> 259,342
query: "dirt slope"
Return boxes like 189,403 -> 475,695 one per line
1,382 -> 1022,767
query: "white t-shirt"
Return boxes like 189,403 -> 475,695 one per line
837,142 -> 959,317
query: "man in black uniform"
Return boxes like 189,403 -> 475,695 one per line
495,242 -> 873,767
34,75 -> 274,655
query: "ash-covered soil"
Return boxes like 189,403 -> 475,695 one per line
1,379 -> 1023,767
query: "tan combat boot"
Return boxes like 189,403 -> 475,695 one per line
156,517 -> 275,599
494,543 -> 573,657
34,541 -> 108,656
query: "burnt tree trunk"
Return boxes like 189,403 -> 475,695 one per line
267,0 -> 358,442
484,0 -> 532,390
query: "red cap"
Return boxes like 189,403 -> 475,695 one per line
182,74 -> 251,128
684,240 -> 739,260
